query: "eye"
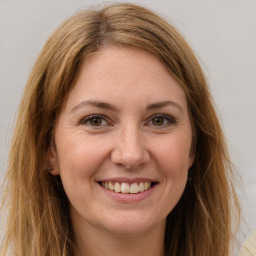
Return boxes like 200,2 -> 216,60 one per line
147,114 -> 175,127
152,116 -> 165,126
80,115 -> 108,127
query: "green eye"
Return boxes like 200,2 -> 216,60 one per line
152,116 -> 164,126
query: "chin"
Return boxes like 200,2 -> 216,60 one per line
99,211 -> 166,236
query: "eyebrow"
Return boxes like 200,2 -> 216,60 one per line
70,100 -> 119,113
70,100 -> 184,113
146,101 -> 184,113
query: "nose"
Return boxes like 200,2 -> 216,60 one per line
111,125 -> 150,169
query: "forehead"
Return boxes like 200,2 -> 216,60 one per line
63,46 -> 188,112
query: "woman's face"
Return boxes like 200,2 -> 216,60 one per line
50,46 -> 194,236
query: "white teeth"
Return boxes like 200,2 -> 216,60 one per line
114,182 -> 121,192
102,181 -> 152,194
121,183 -> 130,193
109,182 -> 114,191
138,182 -> 145,192
130,183 -> 139,194
105,182 -> 109,189
144,182 -> 149,190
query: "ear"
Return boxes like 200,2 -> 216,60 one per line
188,152 -> 195,169
47,143 -> 60,176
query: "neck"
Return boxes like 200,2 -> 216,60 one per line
73,218 -> 166,256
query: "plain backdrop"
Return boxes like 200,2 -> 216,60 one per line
0,0 -> 256,250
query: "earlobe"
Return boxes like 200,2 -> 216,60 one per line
48,168 -> 60,176
46,143 -> 60,176
188,152 -> 195,169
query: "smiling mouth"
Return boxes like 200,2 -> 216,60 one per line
99,181 -> 155,194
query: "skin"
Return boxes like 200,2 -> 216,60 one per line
49,46 -> 194,256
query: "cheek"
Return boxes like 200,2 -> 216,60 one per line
153,136 -> 191,214
56,133 -> 110,179
55,134 -> 109,207
154,134 -> 192,175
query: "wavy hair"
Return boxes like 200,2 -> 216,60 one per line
0,3 -> 240,255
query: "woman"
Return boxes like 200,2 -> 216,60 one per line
0,3 -> 240,256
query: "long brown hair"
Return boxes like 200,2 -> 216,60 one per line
0,3 -> 240,255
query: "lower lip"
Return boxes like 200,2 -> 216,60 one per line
99,184 -> 157,203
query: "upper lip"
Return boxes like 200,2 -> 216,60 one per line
97,177 -> 158,184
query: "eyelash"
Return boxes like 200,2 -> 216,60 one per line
146,114 -> 176,127
79,115 -> 110,127
79,114 -> 176,128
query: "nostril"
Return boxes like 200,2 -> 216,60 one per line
111,149 -> 150,169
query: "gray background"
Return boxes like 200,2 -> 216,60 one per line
1,0 -> 256,250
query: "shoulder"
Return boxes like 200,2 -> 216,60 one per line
241,230 -> 256,256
